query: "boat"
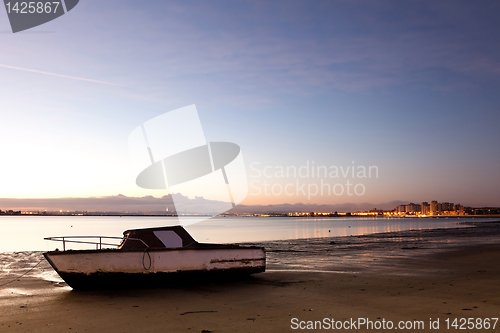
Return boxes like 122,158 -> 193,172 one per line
43,226 -> 266,290
43,106 -> 263,290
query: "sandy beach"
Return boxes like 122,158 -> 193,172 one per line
1,222 -> 499,332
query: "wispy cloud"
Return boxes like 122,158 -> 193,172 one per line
0,64 -> 119,86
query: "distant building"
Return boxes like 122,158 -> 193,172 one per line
396,205 -> 406,214
430,200 -> 438,215
405,203 -> 420,213
421,202 -> 430,215
441,202 -> 454,212
454,204 -> 465,215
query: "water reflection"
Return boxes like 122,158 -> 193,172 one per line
258,225 -> 500,275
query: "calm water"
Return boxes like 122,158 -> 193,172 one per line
0,215 -> 494,252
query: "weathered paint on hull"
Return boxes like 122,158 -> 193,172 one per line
44,247 -> 265,290
55,267 -> 264,290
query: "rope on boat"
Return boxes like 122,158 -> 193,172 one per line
0,257 -> 45,287
142,248 -> 151,270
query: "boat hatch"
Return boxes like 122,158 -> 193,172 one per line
119,226 -> 197,250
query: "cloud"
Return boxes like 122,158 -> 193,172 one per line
0,194 -> 407,214
0,64 -> 119,86
0,194 -> 229,214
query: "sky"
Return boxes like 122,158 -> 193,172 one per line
1,0 -> 499,209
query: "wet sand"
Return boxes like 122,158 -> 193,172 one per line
1,222 -> 499,332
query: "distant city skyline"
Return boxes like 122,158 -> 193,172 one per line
1,1 -> 499,207
1,194 -> 498,216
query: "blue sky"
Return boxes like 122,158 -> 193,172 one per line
0,0 -> 499,207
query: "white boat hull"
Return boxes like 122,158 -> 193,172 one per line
44,247 -> 266,290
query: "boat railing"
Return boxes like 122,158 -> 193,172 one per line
44,236 -> 150,251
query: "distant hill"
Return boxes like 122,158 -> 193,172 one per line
0,195 -> 407,214
227,200 -> 407,214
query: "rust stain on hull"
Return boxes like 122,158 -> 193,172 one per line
210,258 -> 265,264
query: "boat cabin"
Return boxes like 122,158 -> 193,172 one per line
118,226 -> 197,250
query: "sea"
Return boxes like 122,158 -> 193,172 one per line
0,215 -> 495,253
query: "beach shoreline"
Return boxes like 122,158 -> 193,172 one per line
1,223 -> 499,332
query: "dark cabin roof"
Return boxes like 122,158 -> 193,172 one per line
118,226 -> 197,250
